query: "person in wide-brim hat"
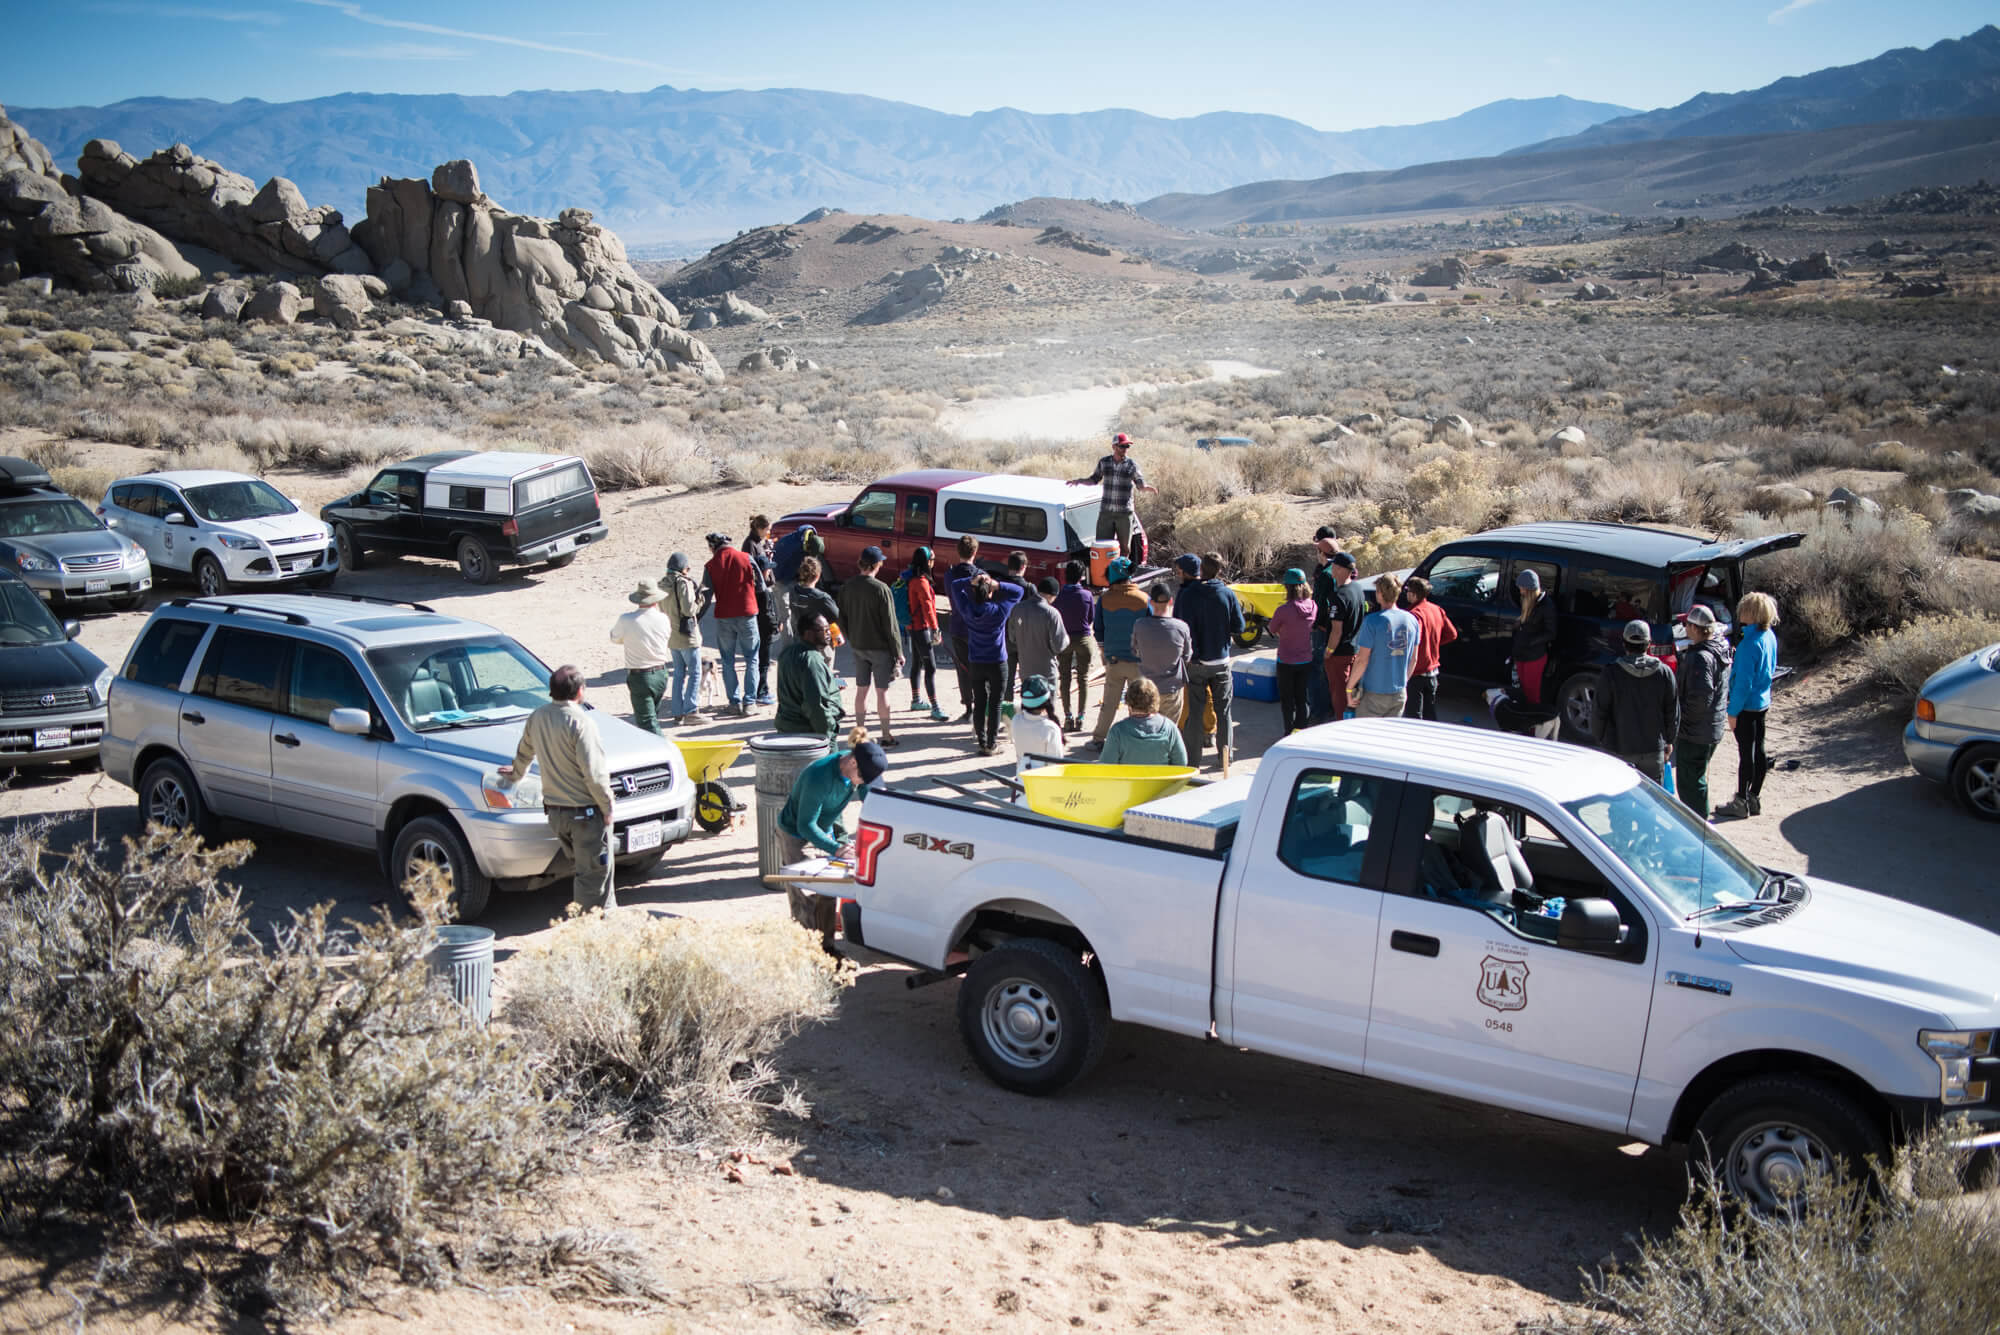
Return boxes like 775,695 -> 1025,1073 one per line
629,579 -> 667,605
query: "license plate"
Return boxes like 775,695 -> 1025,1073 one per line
85,578 -> 109,593
625,820 -> 663,852
34,727 -> 71,750
549,537 -> 573,556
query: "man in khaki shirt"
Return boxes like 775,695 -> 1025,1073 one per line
501,664 -> 617,910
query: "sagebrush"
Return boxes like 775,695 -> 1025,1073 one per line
1862,612 -> 2000,696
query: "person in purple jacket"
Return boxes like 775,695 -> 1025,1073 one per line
1052,560 -> 1098,733
950,570 -> 1025,756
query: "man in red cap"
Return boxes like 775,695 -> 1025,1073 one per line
1071,432 -> 1155,560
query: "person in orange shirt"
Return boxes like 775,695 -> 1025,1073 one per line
1400,575 -> 1458,722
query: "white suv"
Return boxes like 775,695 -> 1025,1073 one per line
102,471 -> 336,599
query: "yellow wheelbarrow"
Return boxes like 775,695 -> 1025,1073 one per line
1229,582 -> 1288,649
677,737 -> 746,834
1018,764 -> 1197,830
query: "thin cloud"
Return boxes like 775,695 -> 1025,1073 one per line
91,2 -> 282,22
323,41 -> 468,61
295,0 -> 676,73
1768,0 -> 1823,23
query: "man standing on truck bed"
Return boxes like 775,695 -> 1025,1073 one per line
1070,433 -> 1155,559
1088,558 -> 1150,750
500,665 -> 617,912
837,546 -> 905,747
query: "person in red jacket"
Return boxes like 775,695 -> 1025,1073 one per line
1400,574 -> 1459,722
903,546 -> 946,721
702,531 -> 762,717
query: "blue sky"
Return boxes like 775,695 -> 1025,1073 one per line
2,1 -> 1993,129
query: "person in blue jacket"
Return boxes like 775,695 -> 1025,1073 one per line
778,726 -> 890,951
950,570 -> 1024,756
1714,591 -> 1780,819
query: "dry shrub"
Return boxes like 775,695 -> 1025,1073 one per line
189,337 -> 235,370
0,828 -> 548,1305
47,329 -> 93,355
1790,587 -> 1854,655
1133,443 -> 1240,528
1347,524 -> 1468,574
1167,495 -> 1293,573
720,450 -> 786,486
152,441 -> 253,475
1406,450 -> 1502,531
503,912 -> 846,1137
47,465 -> 115,501
1540,1122 -> 1999,1335
1321,438 -> 1406,498
1862,613 -> 2000,696
1739,509 -> 1955,643
1238,442 -> 1328,495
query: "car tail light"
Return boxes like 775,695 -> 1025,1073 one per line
1916,698 -> 1936,722
501,517 -> 518,538
853,821 -> 892,886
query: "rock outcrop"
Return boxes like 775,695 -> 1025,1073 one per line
1253,259 -> 1310,281
0,108 -> 198,293
351,160 -> 722,378
76,139 -> 372,277
1693,242 -> 1776,272
314,273 -> 383,329
1574,281 -> 1617,301
1785,251 -> 1840,281
853,263 -> 950,325
241,281 -> 302,325
1411,258 -> 1471,287
1341,283 -> 1392,303
737,345 -> 818,374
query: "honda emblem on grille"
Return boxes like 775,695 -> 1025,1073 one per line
620,774 -> 638,796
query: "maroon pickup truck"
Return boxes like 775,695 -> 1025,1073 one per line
770,469 -> 1149,587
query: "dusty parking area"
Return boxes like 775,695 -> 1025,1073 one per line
3,477 -> 1996,1333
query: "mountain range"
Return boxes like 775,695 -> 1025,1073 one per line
7,91 -> 1630,243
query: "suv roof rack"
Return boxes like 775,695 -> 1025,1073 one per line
289,590 -> 438,614
0,456 -> 55,490
168,596 -> 312,627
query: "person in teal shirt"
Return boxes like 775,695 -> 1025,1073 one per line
1100,677 -> 1189,766
777,728 -> 891,952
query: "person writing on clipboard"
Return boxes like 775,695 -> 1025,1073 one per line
777,725 -> 891,953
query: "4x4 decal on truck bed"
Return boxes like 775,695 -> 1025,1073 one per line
904,831 -> 974,860
1477,955 -> 1530,1012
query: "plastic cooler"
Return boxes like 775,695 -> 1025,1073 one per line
1232,648 -> 1279,703
1087,539 -> 1120,585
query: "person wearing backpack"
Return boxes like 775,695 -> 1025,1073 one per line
769,524 -> 825,650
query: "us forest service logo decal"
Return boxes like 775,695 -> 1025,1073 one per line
1477,955 -> 1530,1012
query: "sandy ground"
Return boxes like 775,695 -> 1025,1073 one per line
936,361 -> 1278,441
1,467 -> 1994,1334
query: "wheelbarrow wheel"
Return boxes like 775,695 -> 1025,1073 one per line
1235,614 -> 1267,650
695,780 -> 734,833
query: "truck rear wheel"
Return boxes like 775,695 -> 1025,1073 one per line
1691,1074 -> 1887,1216
957,937 -> 1109,1095
456,536 -> 497,586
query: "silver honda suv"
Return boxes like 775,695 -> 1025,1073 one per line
101,592 -> 695,917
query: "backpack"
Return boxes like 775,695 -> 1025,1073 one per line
771,528 -> 810,582
890,570 -> 913,629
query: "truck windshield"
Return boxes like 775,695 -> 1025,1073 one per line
1562,784 -> 1765,917
183,480 -> 295,523
366,635 -> 551,731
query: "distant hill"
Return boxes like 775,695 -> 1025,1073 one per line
7,89 -> 1631,243
1139,117 -> 2000,229
1513,24 -> 2000,153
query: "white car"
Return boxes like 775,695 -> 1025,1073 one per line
846,719 -> 2000,1212
102,471 -> 337,599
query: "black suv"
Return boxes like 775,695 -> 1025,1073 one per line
1406,521 -> 1804,736
0,564 -> 112,768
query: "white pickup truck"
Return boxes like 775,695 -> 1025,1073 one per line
843,719 -> 2000,1211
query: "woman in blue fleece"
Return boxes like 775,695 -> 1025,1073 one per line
950,570 -> 1025,756
777,726 -> 890,951
1714,591 -> 1779,820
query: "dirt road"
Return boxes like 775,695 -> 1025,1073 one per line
2,469 -> 1992,1333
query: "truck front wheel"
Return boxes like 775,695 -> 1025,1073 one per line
957,937 -> 1109,1095
1691,1074 -> 1887,1215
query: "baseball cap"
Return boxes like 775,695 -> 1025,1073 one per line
1174,553 -> 1201,575
1106,557 -> 1133,583
1623,618 -> 1652,644
1516,568 -> 1541,592
1330,552 -> 1357,572
850,741 -> 889,785
1281,567 -> 1307,586
859,545 -> 885,566
1148,581 -> 1174,604
1020,674 -> 1052,709
1111,432 -> 1132,446
1686,604 -> 1718,628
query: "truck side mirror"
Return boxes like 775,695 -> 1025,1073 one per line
63,620 -> 81,640
1558,898 -> 1627,953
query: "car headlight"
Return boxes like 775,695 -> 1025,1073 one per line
14,550 -> 56,572
123,540 -> 146,564
481,768 -> 544,811
93,667 -> 115,705
1919,1029 -> 1994,1106
217,534 -> 260,551
1914,698 -> 1936,722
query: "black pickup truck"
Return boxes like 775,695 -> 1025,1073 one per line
321,451 -> 610,584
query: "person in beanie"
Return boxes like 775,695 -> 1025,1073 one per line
837,545 -> 905,746
1347,574 -> 1420,718
778,724 -> 890,953
949,570 -> 1024,755
1088,557 -> 1150,748
769,523 -> 824,648
899,546 -> 947,720
945,535 -> 982,723
1321,552 -> 1368,717
1270,568 -> 1318,735
1053,560 -> 1097,732
609,579 -> 675,734
1010,576 -> 1071,700
1070,432 -> 1155,559
662,552 -> 703,724
1674,604 -> 1733,818
701,532 -> 761,717
1512,568 -> 1558,705
1174,553 -> 1244,764
1590,619 -> 1679,783
1306,526 -> 1342,720
1100,678 -> 1188,766
1132,580 -> 1192,729
500,665 -> 617,911
1400,575 -> 1458,722
775,612 -> 843,743
1009,673 -> 1066,782
1716,592 -> 1781,819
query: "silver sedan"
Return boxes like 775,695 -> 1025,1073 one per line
1903,641 -> 2000,820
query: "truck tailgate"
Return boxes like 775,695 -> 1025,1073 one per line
854,787 -> 1227,1039
511,460 -> 601,547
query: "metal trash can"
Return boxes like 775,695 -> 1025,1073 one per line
432,924 -> 495,1025
749,732 -> 831,882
